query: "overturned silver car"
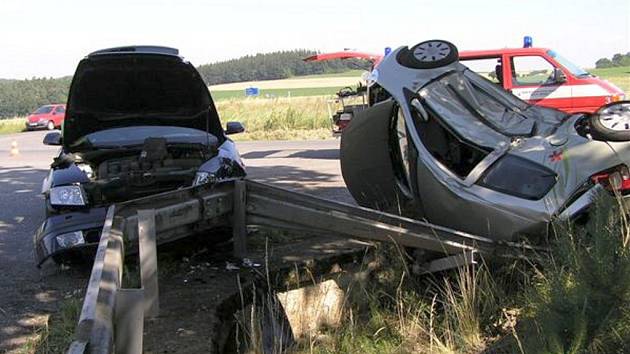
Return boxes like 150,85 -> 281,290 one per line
341,40 -> 630,243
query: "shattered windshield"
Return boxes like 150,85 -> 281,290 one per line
415,69 -> 567,148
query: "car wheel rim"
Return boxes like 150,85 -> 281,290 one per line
48,122 -> 54,130
599,103 -> 630,131
413,41 -> 451,62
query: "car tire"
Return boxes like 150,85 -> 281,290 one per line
397,40 -> 458,69
46,121 -> 55,130
590,101 -> 630,141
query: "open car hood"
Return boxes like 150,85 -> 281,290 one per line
63,51 -> 223,149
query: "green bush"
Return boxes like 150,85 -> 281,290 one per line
518,196 -> 630,353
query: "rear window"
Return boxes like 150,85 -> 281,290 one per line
478,154 -> 557,200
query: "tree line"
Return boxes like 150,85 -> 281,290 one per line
196,49 -> 367,85
595,52 -> 630,68
0,77 -> 72,118
0,50 -> 366,118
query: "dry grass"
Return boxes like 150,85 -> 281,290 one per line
0,117 -> 26,135
218,96 -> 332,140
209,75 -> 363,91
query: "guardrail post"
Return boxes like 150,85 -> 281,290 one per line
232,180 -> 247,258
115,288 -> 144,354
138,209 -> 160,318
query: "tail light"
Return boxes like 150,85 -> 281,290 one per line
591,165 -> 630,193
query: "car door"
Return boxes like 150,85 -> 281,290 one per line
506,54 -> 572,112
53,106 -> 65,127
340,100 -> 404,212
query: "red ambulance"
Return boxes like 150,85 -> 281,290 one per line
459,47 -> 625,114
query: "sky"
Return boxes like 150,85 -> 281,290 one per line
1,0 -> 629,79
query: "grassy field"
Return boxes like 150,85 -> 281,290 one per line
2,67 -> 628,139
218,96 -> 332,141
212,86 -> 346,101
209,73 -> 363,92
590,66 -> 630,92
0,117 -> 25,135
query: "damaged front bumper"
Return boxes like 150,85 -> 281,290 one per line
34,207 -> 108,266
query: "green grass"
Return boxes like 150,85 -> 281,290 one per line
590,66 -> 630,93
212,86 -> 346,101
19,298 -> 82,354
0,117 -> 26,135
286,69 -> 365,79
217,96 -> 332,141
239,196 -> 630,353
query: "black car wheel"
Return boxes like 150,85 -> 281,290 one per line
590,101 -> 630,141
397,40 -> 458,69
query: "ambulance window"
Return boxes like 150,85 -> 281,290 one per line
460,57 -> 502,84
511,56 -> 556,86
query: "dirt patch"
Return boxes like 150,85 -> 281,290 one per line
142,229 -> 371,353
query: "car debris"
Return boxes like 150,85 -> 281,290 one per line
34,46 -> 247,266
340,39 -> 630,246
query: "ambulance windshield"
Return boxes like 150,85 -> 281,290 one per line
547,50 -> 590,77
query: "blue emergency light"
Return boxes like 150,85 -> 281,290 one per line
523,36 -> 533,48
384,47 -> 392,56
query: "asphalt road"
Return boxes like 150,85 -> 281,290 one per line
0,130 -> 350,352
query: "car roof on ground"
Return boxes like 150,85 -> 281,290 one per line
88,46 -> 180,57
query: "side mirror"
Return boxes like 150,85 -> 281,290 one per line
553,68 -> 567,84
43,131 -> 62,146
225,121 -> 245,135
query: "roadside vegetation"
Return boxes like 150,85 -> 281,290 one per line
0,117 -> 26,135
239,196 -> 630,353
20,298 -> 81,354
218,96 -> 331,141
590,66 -> 630,92
1,67 -> 628,139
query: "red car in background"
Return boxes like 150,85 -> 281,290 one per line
26,104 -> 66,131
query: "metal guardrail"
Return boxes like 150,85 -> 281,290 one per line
67,179 -> 543,353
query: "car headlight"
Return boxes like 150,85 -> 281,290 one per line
50,185 -> 87,206
55,231 -> 85,248
193,172 -> 216,186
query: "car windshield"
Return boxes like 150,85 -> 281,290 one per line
547,50 -> 590,77
33,106 -> 53,114
70,126 -> 218,149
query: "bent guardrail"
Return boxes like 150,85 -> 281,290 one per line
67,179 -> 543,353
